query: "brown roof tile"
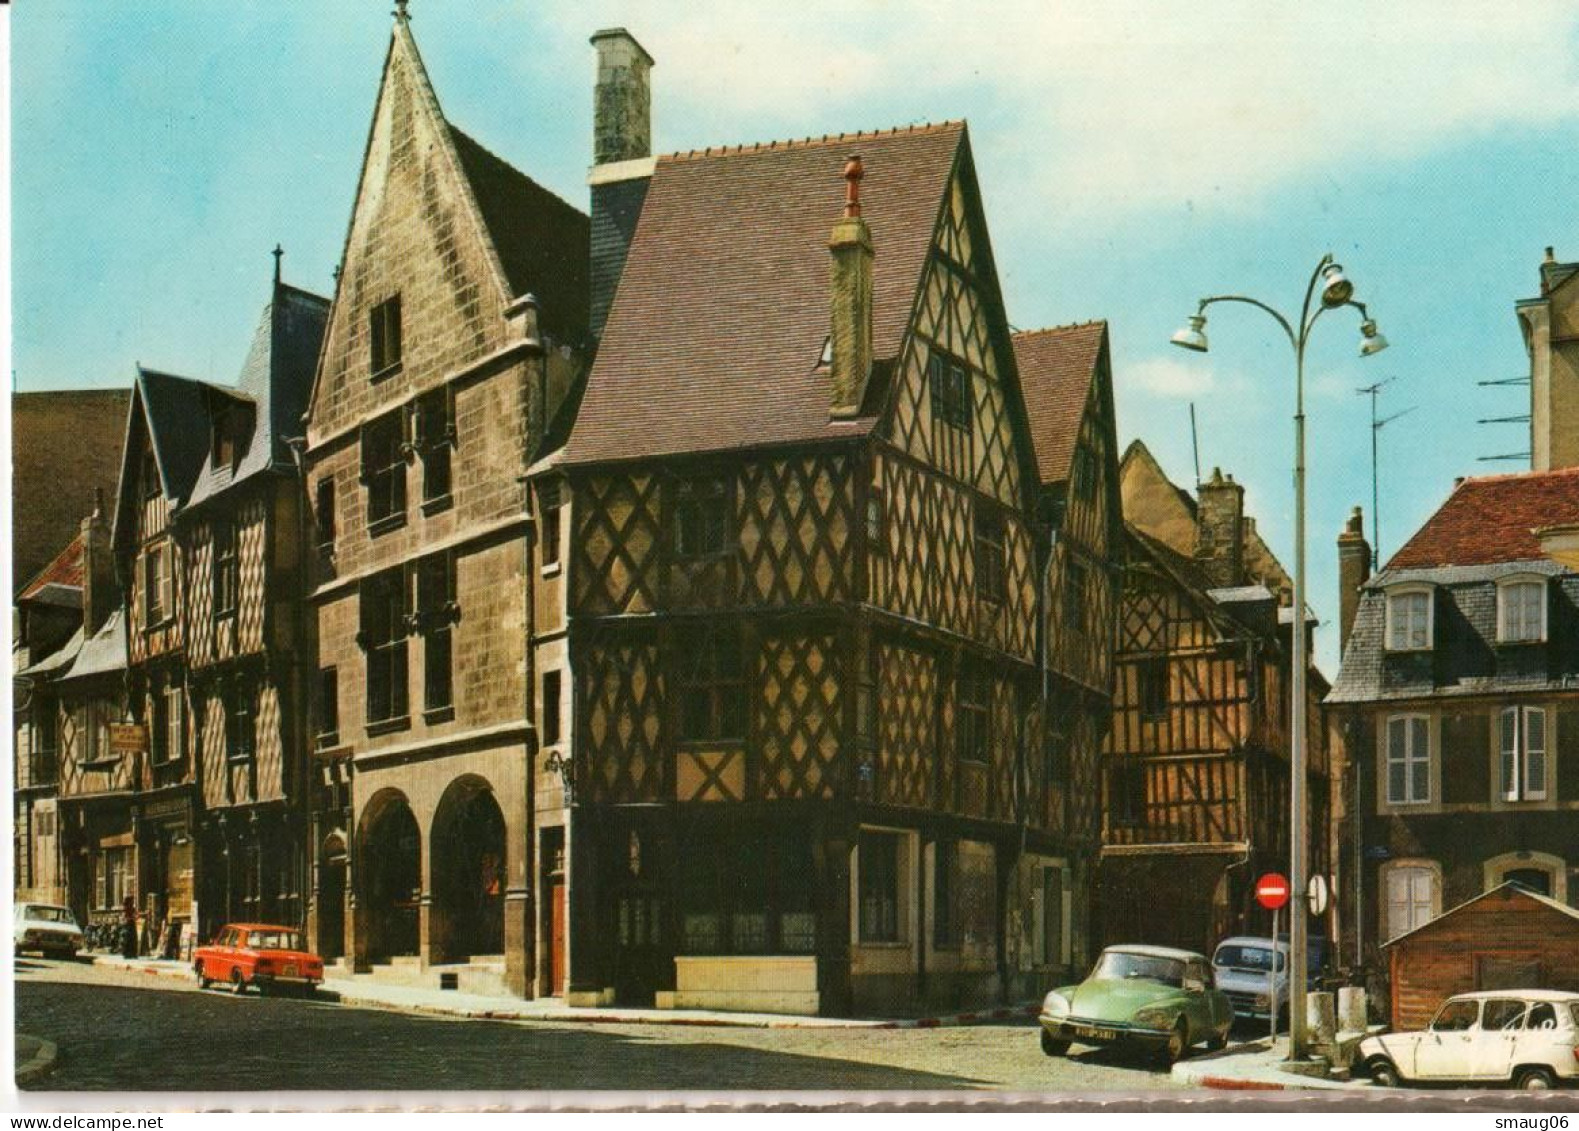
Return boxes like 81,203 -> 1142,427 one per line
1013,322 -> 1106,486
1386,466 -> 1579,570
561,122 -> 965,465
17,533 -> 85,602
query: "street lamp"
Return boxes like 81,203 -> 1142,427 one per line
1170,253 -> 1386,1063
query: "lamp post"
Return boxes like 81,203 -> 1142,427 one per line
1171,253 -> 1386,1061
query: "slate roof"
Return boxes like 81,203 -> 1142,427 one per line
1386,467 -> 1579,570
61,608 -> 126,681
136,368 -> 218,505
19,627 -> 84,679
185,283 -> 329,511
448,126 -> 590,345
559,122 -> 967,465
1013,322 -> 1106,486
17,534 -> 85,603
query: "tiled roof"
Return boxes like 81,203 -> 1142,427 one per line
1386,467 -> 1579,570
17,533 -> 85,602
448,126 -> 591,345
560,122 -> 966,465
1013,322 -> 1106,486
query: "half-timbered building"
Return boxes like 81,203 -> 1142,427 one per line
301,8 -> 589,996
530,37 -> 1120,1012
1100,441 -> 1334,956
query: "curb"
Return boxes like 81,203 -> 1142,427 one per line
15,1035 -> 58,1086
874,1004 -> 1043,1030
1194,1075 -> 1290,1091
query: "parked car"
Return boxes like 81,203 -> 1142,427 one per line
13,902 -> 84,959
193,923 -> 324,995
1357,990 -> 1579,1090
1211,935 -> 1331,1026
1039,945 -> 1234,1064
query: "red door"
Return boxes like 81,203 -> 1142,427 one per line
549,880 -> 567,996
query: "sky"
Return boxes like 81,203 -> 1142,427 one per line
12,0 -> 1579,675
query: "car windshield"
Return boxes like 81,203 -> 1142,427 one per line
1093,950 -> 1186,987
247,930 -> 303,950
24,906 -> 76,924
1214,944 -> 1285,973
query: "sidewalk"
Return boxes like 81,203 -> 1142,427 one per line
1170,1037 -> 1374,1091
88,953 -> 1041,1031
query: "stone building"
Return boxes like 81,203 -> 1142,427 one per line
526,31 -> 1120,1014
301,8 -> 588,996
1100,441 -> 1335,957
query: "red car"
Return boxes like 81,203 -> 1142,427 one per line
194,923 -> 324,995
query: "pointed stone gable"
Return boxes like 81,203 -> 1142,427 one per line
308,22 -> 578,443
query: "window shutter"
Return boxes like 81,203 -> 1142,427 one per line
1410,716 -> 1429,802
1501,707 -> 1520,801
1524,707 -> 1547,799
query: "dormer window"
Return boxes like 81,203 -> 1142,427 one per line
1385,586 -> 1433,651
370,294 -> 403,378
212,406 -> 239,470
1496,577 -> 1546,644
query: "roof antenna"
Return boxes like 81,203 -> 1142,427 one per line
1356,377 -> 1415,571
272,243 -> 284,286
1189,403 -> 1202,487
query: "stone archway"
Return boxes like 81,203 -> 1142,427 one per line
358,792 -> 421,963
317,830 -> 348,962
430,777 -> 506,964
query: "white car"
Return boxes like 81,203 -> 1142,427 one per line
1358,990 -> 1579,1090
13,902 -> 84,959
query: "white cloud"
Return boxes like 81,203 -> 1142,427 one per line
554,1 -> 1579,221
1124,354 -> 1220,398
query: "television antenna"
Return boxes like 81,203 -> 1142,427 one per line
1357,378 -> 1415,571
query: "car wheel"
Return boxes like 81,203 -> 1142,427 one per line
230,968 -> 247,995
1040,1030 -> 1070,1058
195,961 -> 211,989
1164,1019 -> 1190,1065
1367,1058 -> 1401,1088
1206,1025 -> 1229,1052
1513,1067 -> 1556,1091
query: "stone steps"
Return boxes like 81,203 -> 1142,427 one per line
352,954 -> 510,997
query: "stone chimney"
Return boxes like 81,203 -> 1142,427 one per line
80,489 -> 115,635
588,28 -> 656,341
828,155 -> 874,418
1337,505 -> 1371,659
1194,467 -> 1245,589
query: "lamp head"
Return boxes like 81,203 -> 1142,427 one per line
1320,262 -> 1354,308
1170,313 -> 1209,353
1359,318 -> 1389,356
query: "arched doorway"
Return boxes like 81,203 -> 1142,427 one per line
359,793 -> 421,963
318,831 -> 348,961
431,778 -> 506,963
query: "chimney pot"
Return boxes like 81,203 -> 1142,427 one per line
1195,467 -> 1246,588
828,155 -> 874,419
1337,504 -> 1372,660
591,28 -> 655,166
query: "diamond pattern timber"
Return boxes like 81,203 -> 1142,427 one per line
237,498 -> 268,655
580,632 -> 665,803
875,640 -> 937,809
990,677 -> 1017,819
573,473 -> 663,616
737,453 -> 855,606
756,633 -> 841,801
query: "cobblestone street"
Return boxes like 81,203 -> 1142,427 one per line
15,957 -> 1188,1094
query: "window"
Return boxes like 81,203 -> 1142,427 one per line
31,705 -> 57,782
317,667 -> 339,747
213,520 -> 238,618
416,554 -> 455,715
974,507 -> 1006,604
315,477 -> 336,550
154,681 -> 184,764
211,404 -> 241,470
858,830 -> 902,943
1429,999 -> 1479,1032
539,483 -> 562,568
1386,588 -> 1432,650
866,485 -> 885,555
677,627 -> 745,741
370,294 -> 403,376
957,668 -> 990,765
1137,657 -> 1168,720
1384,863 -> 1438,939
927,348 -> 972,430
144,542 -> 173,626
1499,706 -> 1547,801
1497,579 -> 1546,643
413,388 -> 453,507
225,683 -> 256,764
1110,758 -> 1146,826
1386,715 -> 1431,804
1483,998 -> 1526,1031
541,670 -> 562,747
362,412 -> 407,530
674,478 -> 729,559
361,569 -> 409,725
97,847 -> 130,910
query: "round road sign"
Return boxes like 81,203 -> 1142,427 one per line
1308,874 -> 1331,916
1255,872 -> 1291,910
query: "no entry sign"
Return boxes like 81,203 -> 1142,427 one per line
1255,872 -> 1291,910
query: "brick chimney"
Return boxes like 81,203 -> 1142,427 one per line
1194,467 -> 1245,589
588,28 -> 656,341
80,489 -> 115,635
1337,505 -> 1371,659
828,155 -> 874,418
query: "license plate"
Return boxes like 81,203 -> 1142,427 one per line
1075,1026 -> 1116,1042
283,964 -> 298,977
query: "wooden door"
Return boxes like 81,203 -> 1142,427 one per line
550,878 -> 567,996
